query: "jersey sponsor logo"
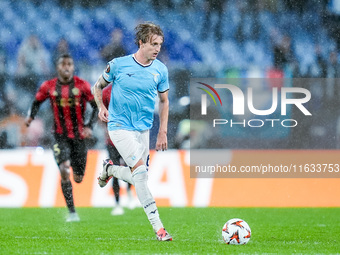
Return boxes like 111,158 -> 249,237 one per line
105,64 -> 110,73
126,73 -> 134,77
59,98 -> 80,107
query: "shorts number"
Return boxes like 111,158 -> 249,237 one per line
146,155 -> 150,168
53,144 -> 61,156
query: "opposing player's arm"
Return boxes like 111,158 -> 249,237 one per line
92,75 -> 110,122
82,100 -> 99,138
25,100 -> 43,127
156,90 -> 169,151
25,81 -> 49,127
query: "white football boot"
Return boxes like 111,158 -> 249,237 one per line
98,159 -> 113,188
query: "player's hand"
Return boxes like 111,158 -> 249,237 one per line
25,117 -> 33,127
82,127 -> 92,138
98,107 -> 109,122
156,131 -> 167,151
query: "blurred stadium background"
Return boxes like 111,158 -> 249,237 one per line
0,0 -> 340,209
0,0 -> 339,150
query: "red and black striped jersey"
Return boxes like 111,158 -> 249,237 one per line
32,76 -> 96,140
102,84 -> 112,110
102,84 -> 114,146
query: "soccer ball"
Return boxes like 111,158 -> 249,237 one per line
222,218 -> 251,245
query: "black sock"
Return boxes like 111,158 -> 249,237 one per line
61,180 -> 75,213
113,178 -> 120,203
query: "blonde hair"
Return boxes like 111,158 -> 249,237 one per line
135,22 -> 164,48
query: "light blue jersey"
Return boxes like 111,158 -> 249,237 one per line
103,54 -> 169,131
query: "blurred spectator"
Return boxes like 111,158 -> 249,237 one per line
327,51 -> 340,78
180,0 -> 196,10
325,51 -> 340,110
315,45 -> 328,78
31,0 -> 43,6
283,0 -> 307,15
272,34 -> 298,76
0,43 -> 10,117
58,0 -> 73,8
100,28 -> 126,63
152,0 -> 173,10
58,0 -> 107,8
15,34 -> 51,94
258,0 -> 278,13
235,1 -> 261,42
53,38 -> 71,69
201,0 -> 225,41
248,0 -> 261,41
273,35 -> 294,69
323,3 -> 340,49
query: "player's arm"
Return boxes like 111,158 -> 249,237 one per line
25,82 -> 49,127
25,100 -> 43,127
156,90 -> 169,151
92,75 -> 110,122
82,100 -> 99,138
86,100 -> 99,128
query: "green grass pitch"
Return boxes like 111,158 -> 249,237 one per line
0,207 -> 339,254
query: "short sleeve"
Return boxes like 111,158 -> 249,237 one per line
102,59 -> 116,83
102,85 -> 112,108
35,81 -> 50,102
157,65 -> 169,93
82,80 -> 94,101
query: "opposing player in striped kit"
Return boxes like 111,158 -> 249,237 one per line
25,53 -> 98,222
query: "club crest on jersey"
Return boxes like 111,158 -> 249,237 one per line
52,91 -> 58,97
151,73 -> 159,83
105,64 -> 110,73
72,88 -> 79,96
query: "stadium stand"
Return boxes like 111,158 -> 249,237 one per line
0,0 -> 339,149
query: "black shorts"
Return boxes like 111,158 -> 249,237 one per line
53,134 -> 88,176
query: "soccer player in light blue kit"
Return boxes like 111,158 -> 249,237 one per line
92,22 -> 172,241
